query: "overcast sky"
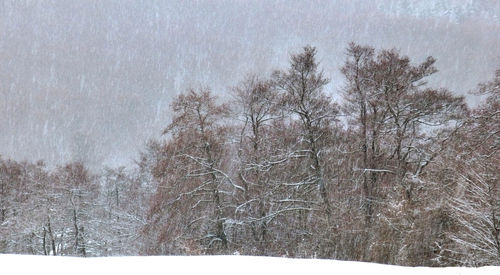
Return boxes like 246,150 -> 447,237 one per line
1,0 -> 499,169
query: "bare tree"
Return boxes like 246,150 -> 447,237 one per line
0,158 -> 48,254
341,43 -> 468,264
52,162 -> 98,256
341,43 -> 377,226
442,69 -> 500,266
272,46 -> 338,225
231,75 -> 282,254
145,88 -> 234,254
270,46 -> 341,258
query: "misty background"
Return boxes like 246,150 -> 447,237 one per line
1,0 -> 499,169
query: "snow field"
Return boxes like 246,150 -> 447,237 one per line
1,255 -> 498,275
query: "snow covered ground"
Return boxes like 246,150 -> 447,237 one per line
1,255 -> 498,275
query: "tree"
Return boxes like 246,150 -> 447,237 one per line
341,43 -> 468,264
231,75 -> 282,254
93,166 -> 150,256
272,46 -> 340,257
145,88 -> 234,254
341,43 -> 377,226
0,158 -> 49,254
51,162 -> 98,256
441,69 -> 500,266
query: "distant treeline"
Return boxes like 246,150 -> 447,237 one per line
1,43 -> 498,266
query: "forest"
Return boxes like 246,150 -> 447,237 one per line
1,43 -> 498,267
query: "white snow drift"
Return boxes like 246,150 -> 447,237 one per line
1,255 -> 498,275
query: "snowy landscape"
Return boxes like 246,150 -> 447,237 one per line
3,255 -> 500,275
1,0 -> 499,269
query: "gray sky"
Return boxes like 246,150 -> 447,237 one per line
1,0 -> 499,169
